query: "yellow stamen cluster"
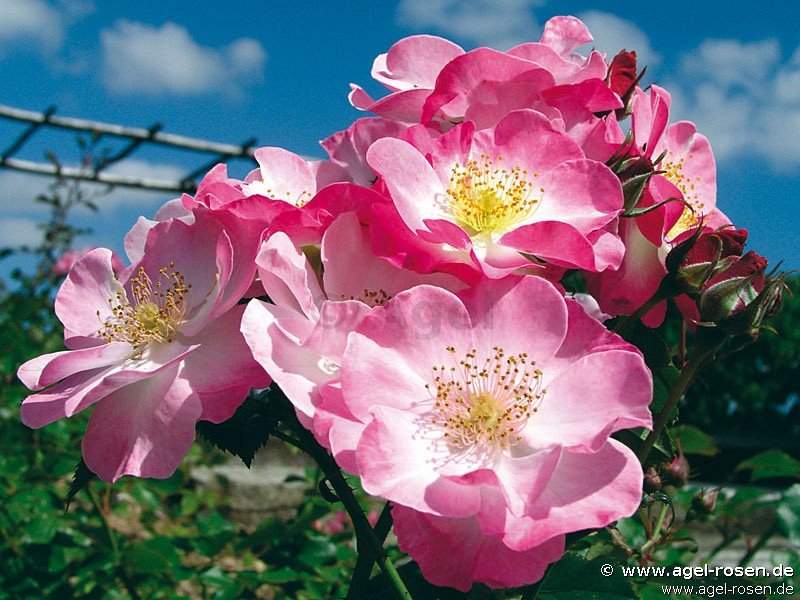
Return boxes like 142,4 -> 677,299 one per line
340,288 -> 392,307
98,263 -> 190,353
663,154 -> 704,238
445,154 -> 542,235
426,345 -> 545,450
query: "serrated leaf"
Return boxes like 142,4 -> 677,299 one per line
65,458 -> 97,511
533,554 -> 638,599
736,450 -> 800,482
196,395 -> 278,467
126,537 -> 182,575
777,486 -> 800,544
673,424 -> 718,456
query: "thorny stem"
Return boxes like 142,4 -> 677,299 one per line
636,343 -> 719,463
347,501 -> 395,599
614,292 -> 664,335
277,406 -> 412,600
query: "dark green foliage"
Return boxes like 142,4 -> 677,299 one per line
196,392 -> 279,468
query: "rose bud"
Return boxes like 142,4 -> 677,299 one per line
666,228 -> 749,295
606,50 -> 644,119
717,270 -> 790,338
662,449 -> 690,487
698,251 -> 767,324
644,466 -> 662,493
691,488 -> 720,515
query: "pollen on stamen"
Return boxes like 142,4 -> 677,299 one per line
445,154 -> 542,235
341,288 -> 393,307
98,264 -> 189,354
427,345 -> 545,451
663,155 -> 705,237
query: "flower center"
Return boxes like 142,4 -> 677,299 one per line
99,263 -> 190,353
663,155 -> 704,239
245,179 -> 312,207
427,345 -> 545,450
339,288 -> 392,307
445,154 -> 542,235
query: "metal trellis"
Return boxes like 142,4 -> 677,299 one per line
0,103 -> 258,194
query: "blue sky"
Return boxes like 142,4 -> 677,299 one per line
1,0 -> 798,272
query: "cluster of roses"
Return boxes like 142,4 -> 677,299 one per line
19,16 -> 774,590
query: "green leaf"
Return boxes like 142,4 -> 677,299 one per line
126,537 -> 182,575
672,425 -> 718,456
534,554 -> 638,599
736,450 -> 800,482
776,485 -> 800,543
260,566 -> 301,584
65,458 -> 97,510
196,394 -> 278,468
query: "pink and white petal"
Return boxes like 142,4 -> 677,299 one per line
313,384 -> 365,474
322,212 -> 465,300
585,217 -> 667,317
632,85 -> 671,158
256,232 -> 324,321
527,349 -> 652,451
354,88 -> 431,123
502,440 -> 644,551
459,276 -> 569,363
304,300 -> 373,361
366,138 -> 449,234
252,147 -> 317,202
539,15 -> 594,56
356,406 -> 481,517
82,368 -> 202,482
342,286 -> 474,421
18,342 -> 131,390
373,35 -> 464,91
421,48 -> 555,126
482,110 -> 584,175
241,299 -> 326,421
664,121 -> 717,214
393,506 -> 564,592
491,446 -> 563,517
138,218 -> 223,315
20,342 -> 196,429
530,159 -> 623,231
369,203 -> 481,284
55,248 -> 126,344
500,221 -> 602,270
179,305 -> 269,423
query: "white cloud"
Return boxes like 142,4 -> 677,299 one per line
397,0 -> 544,50
669,38 -> 800,171
577,11 -> 660,69
100,20 -> 267,97
0,0 -> 64,53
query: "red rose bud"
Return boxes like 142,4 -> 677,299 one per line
663,450 -> 690,486
608,50 -> 638,97
699,251 -> 767,323
606,50 -> 644,118
667,228 -> 749,294
717,270 -> 789,338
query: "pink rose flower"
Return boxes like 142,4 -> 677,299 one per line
367,109 -> 625,279
53,247 -> 125,276
332,276 -> 651,588
18,213 -> 269,482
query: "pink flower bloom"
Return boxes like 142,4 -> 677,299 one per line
336,276 -> 651,588
241,212 -> 463,457
320,117 -> 408,186
587,85 -> 722,326
367,109 -> 625,279
18,214 -> 269,482
53,247 -> 125,276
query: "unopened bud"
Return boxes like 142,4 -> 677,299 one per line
663,450 -> 690,487
691,488 -> 720,515
644,466 -> 662,493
